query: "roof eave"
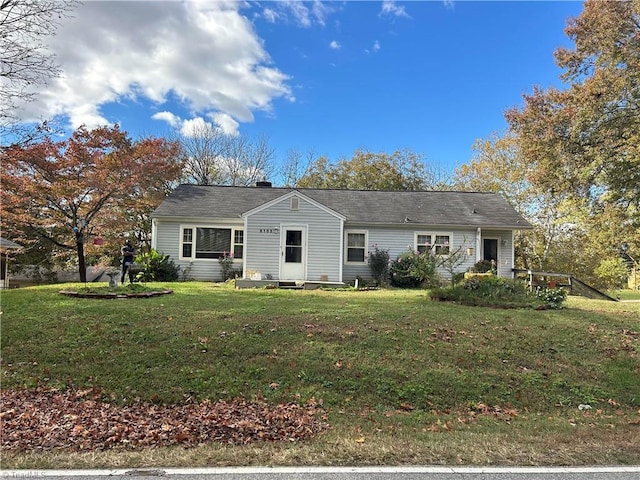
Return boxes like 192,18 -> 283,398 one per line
344,222 -> 533,230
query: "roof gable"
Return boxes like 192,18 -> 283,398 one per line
243,190 -> 346,221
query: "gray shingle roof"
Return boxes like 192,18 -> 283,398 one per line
152,184 -> 532,229
0,237 -> 21,249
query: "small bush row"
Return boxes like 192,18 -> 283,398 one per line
368,246 -> 442,288
430,276 -> 567,309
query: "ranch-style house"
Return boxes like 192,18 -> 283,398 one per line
151,183 -> 532,285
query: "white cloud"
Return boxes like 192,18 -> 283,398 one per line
380,1 -> 410,19
210,112 -> 240,136
152,111 -> 181,128
263,0 -> 337,28
281,0 -> 313,27
310,1 -> 333,26
153,111 -> 240,137
365,40 -> 381,55
261,7 -> 279,23
180,117 -> 213,138
15,1 -> 292,131
329,40 -> 341,50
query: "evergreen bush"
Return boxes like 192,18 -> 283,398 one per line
368,244 -> 390,285
135,249 -> 180,282
390,249 -> 440,288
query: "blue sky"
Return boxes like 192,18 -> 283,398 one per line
16,1 -> 584,181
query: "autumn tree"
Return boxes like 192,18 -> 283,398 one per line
505,0 -> 640,266
0,0 -> 80,144
279,148 -> 319,187
454,132 -> 576,271
176,124 -> 275,186
296,149 -> 452,191
1,125 -> 183,282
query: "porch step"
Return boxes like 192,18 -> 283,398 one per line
277,281 -> 304,289
234,279 -> 346,290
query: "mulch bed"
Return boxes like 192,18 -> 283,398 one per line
59,289 -> 173,299
0,387 -> 329,452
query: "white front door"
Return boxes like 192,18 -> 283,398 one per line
280,226 -> 306,280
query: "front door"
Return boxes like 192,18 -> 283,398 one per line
280,226 -> 306,280
483,238 -> 499,263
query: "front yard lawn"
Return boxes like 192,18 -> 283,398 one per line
1,282 -> 639,467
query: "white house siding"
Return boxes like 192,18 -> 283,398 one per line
154,218 -> 243,281
154,216 -> 515,283
245,195 -> 343,282
342,226 -> 479,283
481,229 -> 514,278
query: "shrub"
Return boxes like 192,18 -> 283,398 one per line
430,276 -> 554,309
218,252 -> 239,281
135,249 -> 180,282
390,249 -> 440,288
536,287 -> 567,309
471,259 -> 496,274
462,276 -> 527,297
368,245 -> 390,285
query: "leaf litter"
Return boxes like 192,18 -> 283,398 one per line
1,387 -> 329,452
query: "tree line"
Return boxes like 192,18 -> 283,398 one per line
1,0 -> 638,288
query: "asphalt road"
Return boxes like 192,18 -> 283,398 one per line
2,467 -> 640,480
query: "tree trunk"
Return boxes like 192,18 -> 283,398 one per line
76,232 -> 86,283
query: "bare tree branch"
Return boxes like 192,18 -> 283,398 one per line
0,0 -> 80,141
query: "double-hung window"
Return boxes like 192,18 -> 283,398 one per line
233,230 -> 244,259
416,234 -> 432,254
433,235 -> 450,255
180,226 -> 244,260
415,232 -> 450,255
182,228 -> 194,258
345,231 -> 367,263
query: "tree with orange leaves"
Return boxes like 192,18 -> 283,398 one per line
1,124 -> 183,282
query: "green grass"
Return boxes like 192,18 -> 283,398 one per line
2,283 -> 639,467
618,289 -> 640,301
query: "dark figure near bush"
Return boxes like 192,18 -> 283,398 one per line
121,239 -> 136,284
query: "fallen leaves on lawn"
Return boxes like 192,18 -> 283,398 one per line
1,387 -> 329,452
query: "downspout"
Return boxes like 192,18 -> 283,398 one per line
510,230 -> 515,278
339,219 -> 344,283
151,218 -> 157,251
242,215 -> 248,279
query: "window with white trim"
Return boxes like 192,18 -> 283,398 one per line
415,232 -> 451,255
345,231 -> 367,263
180,227 -> 244,260
416,234 -> 432,254
182,228 -> 193,258
233,230 -> 244,259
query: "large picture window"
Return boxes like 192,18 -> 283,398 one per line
345,231 -> 367,263
180,226 -> 243,259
